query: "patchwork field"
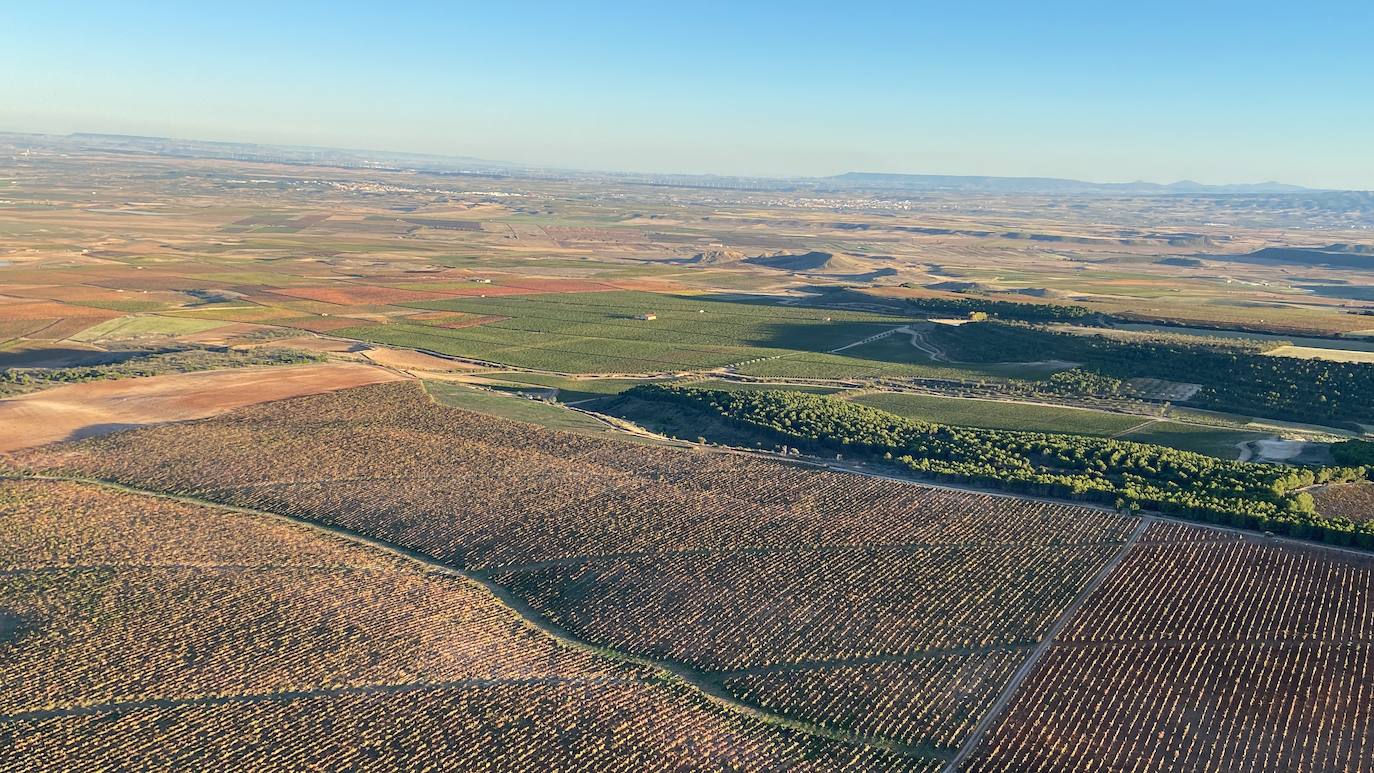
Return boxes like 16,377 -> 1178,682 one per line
3,136 -> 1374,770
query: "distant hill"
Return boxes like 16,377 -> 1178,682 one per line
686,249 -> 749,265
823,172 -> 1311,196
745,251 -> 878,274
1218,245 -> 1374,270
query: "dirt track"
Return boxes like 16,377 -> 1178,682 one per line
0,363 -> 404,453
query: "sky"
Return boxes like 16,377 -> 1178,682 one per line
3,1 -> 1373,188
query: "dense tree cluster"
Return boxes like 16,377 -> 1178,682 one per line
1333,440 -> 1374,467
898,295 -> 1092,321
630,385 -> 1373,546
925,322 -> 1374,426
1033,369 -> 1126,398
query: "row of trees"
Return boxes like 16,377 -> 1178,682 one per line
898,294 -> 1093,321
630,384 -> 1373,547
0,346 -> 322,397
926,321 -> 1374,426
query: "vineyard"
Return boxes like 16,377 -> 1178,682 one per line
13,382 -> 1374,768
335,290 -> 911,373
10,381 -> 1138,760
0,479 -> 932,771
621,384 -> 1371,544
966,527 -> 1374,771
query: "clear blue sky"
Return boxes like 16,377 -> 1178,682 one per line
3,1 -> 1372,188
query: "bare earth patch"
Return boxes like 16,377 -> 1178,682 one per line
0,363 -> 404,453
362,347 -> 484,371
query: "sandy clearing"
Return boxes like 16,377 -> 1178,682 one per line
0,363 -> 405,453
1264,345 -> 1374,364
361,347 -> 484,371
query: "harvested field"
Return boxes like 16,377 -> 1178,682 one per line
362,347 -> 483,371
967,526 -> 1374,771
0,480 -> 911,771
0,363 -> 403,452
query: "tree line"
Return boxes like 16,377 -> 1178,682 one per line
925,321 -> 1374,427
629,384 -> 1373,548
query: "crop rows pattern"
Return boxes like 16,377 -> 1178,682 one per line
17,383 -> 1137,573
968,526 -> 1374,771
11,382 -> 1139,756
721,651 -> 1027,749
0,480 -> 934,771
489,544 -> 1118,669
4,682 -> 935,773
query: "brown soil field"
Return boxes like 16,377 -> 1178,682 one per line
499,278 -> 616,293
270,285 -> 460,306
24,317 -> 112,340
1310,481 -> 1374,522
235,335 -> 362,353
362,347 -> 483,371
271,315 -> 375,332
0,300 -> 120,320
0,363 -> 404,452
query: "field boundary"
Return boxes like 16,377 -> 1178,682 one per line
0,675 -> 639,723
944,516 -> 1151,772
1,474 -> 949,764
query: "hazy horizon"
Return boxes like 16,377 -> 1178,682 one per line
5,127 -> 1343,190
4,1 -> 1372,188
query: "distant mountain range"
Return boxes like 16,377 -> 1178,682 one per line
0,131 -> 1347,195
821,172 -> 1312,195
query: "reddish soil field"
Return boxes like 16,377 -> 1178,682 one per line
270,285 -> 459,306
274,316 -> 376,332
499,278 -> 615,293
0,300 -> 120,320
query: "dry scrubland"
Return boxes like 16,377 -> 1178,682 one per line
0,479 -> 915,772
8,380 -> 1374,769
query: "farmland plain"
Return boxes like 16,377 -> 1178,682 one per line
3,136 -> 1374,770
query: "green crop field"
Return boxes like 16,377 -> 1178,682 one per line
731,350 -> 1023,381
688,379 -> 843,394
422,381 -> 672,444
846,392 -> 1148,436
1116,420 -> 1269,458
69,315 -> 228,342
471,373 -> 662,403
337,291 -> 914,374
842,334 -> 1070,379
